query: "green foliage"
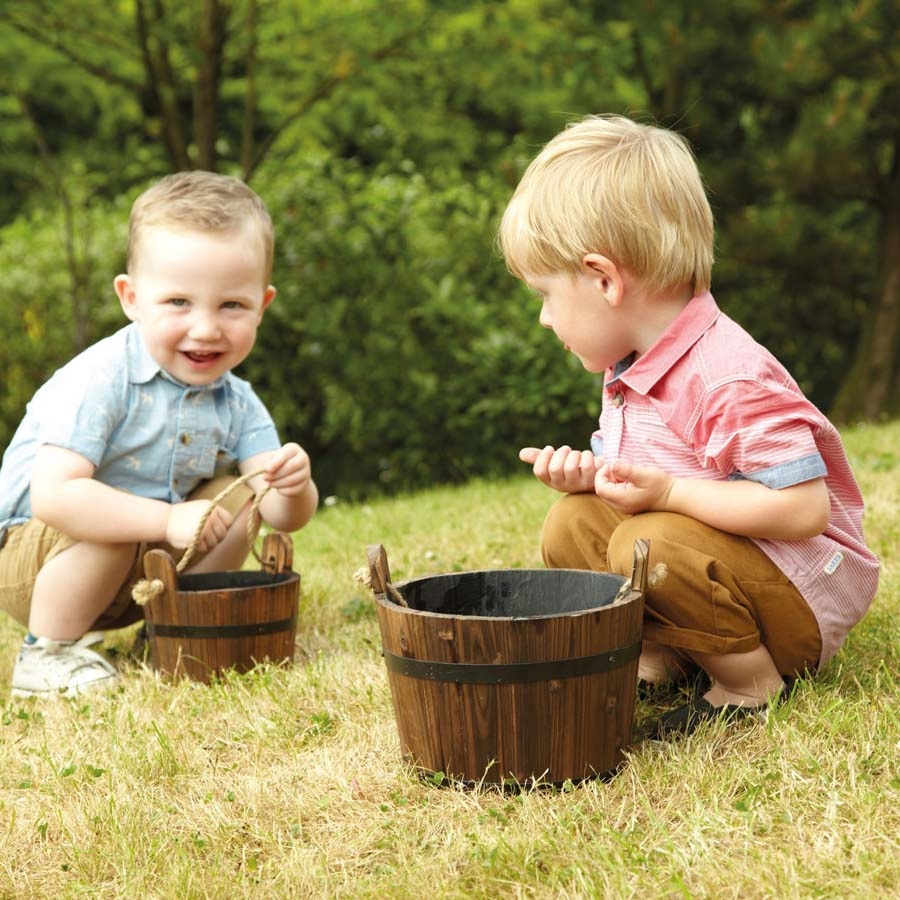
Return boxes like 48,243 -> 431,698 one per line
1,0 -> 898,494
0,198 -> 126,450
715,199 -> 875,403
245,155 -> 599,498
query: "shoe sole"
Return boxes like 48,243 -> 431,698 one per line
10,677 -> 120,699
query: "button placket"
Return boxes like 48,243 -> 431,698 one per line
172,390 -> 199,496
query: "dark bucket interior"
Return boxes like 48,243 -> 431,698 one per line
398,569 -> 628,618
177,570 -> 295,592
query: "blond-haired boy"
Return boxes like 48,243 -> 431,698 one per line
0,171 -> 318,697
499,115 -> 879,736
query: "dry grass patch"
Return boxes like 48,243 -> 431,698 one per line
0,423 -> 898,898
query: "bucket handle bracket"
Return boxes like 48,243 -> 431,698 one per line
366,544 -> 409,607
261,532 -> 294,575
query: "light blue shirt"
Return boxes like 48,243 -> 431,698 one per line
0,324 -> 281,539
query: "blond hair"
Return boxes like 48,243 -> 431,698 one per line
498,115 -> 714,293
126,170 -> 275,281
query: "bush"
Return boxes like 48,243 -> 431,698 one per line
247,156 -> 600,499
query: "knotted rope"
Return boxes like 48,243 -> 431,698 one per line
132,469 -> 269,606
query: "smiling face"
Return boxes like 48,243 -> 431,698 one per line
114,225 -> 275,386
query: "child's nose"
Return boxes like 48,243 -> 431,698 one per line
538,303 -> 553,330
188,312 -> 222,340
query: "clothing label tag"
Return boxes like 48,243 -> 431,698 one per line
823,551 -> 843,575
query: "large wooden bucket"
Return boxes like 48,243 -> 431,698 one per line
141,532 -> 300,683
370,541 -> 648,786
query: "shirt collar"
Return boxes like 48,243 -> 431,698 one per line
609,291 -> 720,395
124,322 -> 227,391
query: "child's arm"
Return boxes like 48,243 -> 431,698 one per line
30,445 -> 234,550
519,445 -> 601,494
241,443 -> 318,533
595,458 -> 830,541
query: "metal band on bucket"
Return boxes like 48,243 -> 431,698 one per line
382,640 -> 641,684
146,616 -> 297,640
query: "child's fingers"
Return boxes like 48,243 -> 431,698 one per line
266,449 -> 289,474
519,447 -> 542,464
580,450 -> 599,477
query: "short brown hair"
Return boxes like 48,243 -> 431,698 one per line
126,170 -> 275,281
498,115 -> 714,293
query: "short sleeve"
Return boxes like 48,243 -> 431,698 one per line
227,377 -> 282,461
28,357 -> 129,466
693,379 -> 827,487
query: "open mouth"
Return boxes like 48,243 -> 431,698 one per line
183,350 -> 223,365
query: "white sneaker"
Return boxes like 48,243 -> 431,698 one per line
11,633 -> 119,698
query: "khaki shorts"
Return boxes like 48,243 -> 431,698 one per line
0,476 -> 254,632
540,493 -> 822,677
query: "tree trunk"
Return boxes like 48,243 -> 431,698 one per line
136,0 -> 191,171
194,0 -> 229,172
830,135 -> 900,424
240,0 -> 259,178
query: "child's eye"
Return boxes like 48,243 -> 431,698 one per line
222,300 -> 245,310
167,297 -> 189,307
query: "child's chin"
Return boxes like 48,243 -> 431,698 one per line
169,366 -> 224,386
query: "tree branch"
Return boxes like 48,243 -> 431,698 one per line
244,19 -> 432,181
135,0 -> 191,170
194,0 -> 230,171
2,14 -> 142,94
17,93 -> 93,352
240,0 -> 259,177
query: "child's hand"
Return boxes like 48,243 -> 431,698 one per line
262,443 -> 313,497
594,459 -> 674,514
519,445 -> 601,494
166,500 -> 234,551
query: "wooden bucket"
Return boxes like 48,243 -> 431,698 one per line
141,532 -> 300,683
370,540 -> 648,786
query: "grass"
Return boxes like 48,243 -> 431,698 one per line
0,420 -> 898,899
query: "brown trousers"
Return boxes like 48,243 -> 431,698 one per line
541,493 -> 821,677
0,476 -> 254,632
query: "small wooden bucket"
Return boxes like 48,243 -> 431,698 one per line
141,532 -> 300,683
369,541 -> 648,786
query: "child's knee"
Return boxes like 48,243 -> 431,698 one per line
543,494 -> 591,546
541,493 -> 616,569
606,512 -> 668,575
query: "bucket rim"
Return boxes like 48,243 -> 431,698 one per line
375,566 -> 638,622
174,569 -> 300,591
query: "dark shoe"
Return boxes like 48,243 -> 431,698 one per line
652,696 -> 767,738
636,679 -> 685,704
637,668 -> 710,704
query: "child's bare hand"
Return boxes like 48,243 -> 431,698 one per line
519,445 -> 601,494
594,459 -> 675,514
262,443 -> 313,497
166,500 -> 233,551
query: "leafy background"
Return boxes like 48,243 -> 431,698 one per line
1,0 -> 897,497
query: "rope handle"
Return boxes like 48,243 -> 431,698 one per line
176,468 -> 269,572
133,468 -> 269,607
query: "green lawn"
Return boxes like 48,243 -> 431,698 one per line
0,420 -> 897,899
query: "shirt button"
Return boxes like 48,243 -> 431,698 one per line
612,393 -> 624,407
180,433 -> 192,445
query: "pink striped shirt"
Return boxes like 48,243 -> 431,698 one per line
591,292 -> 879,665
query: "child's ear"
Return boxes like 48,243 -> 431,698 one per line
114,275 -> 138,321
257,285 -> 277,321
582,253 -> 624,307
